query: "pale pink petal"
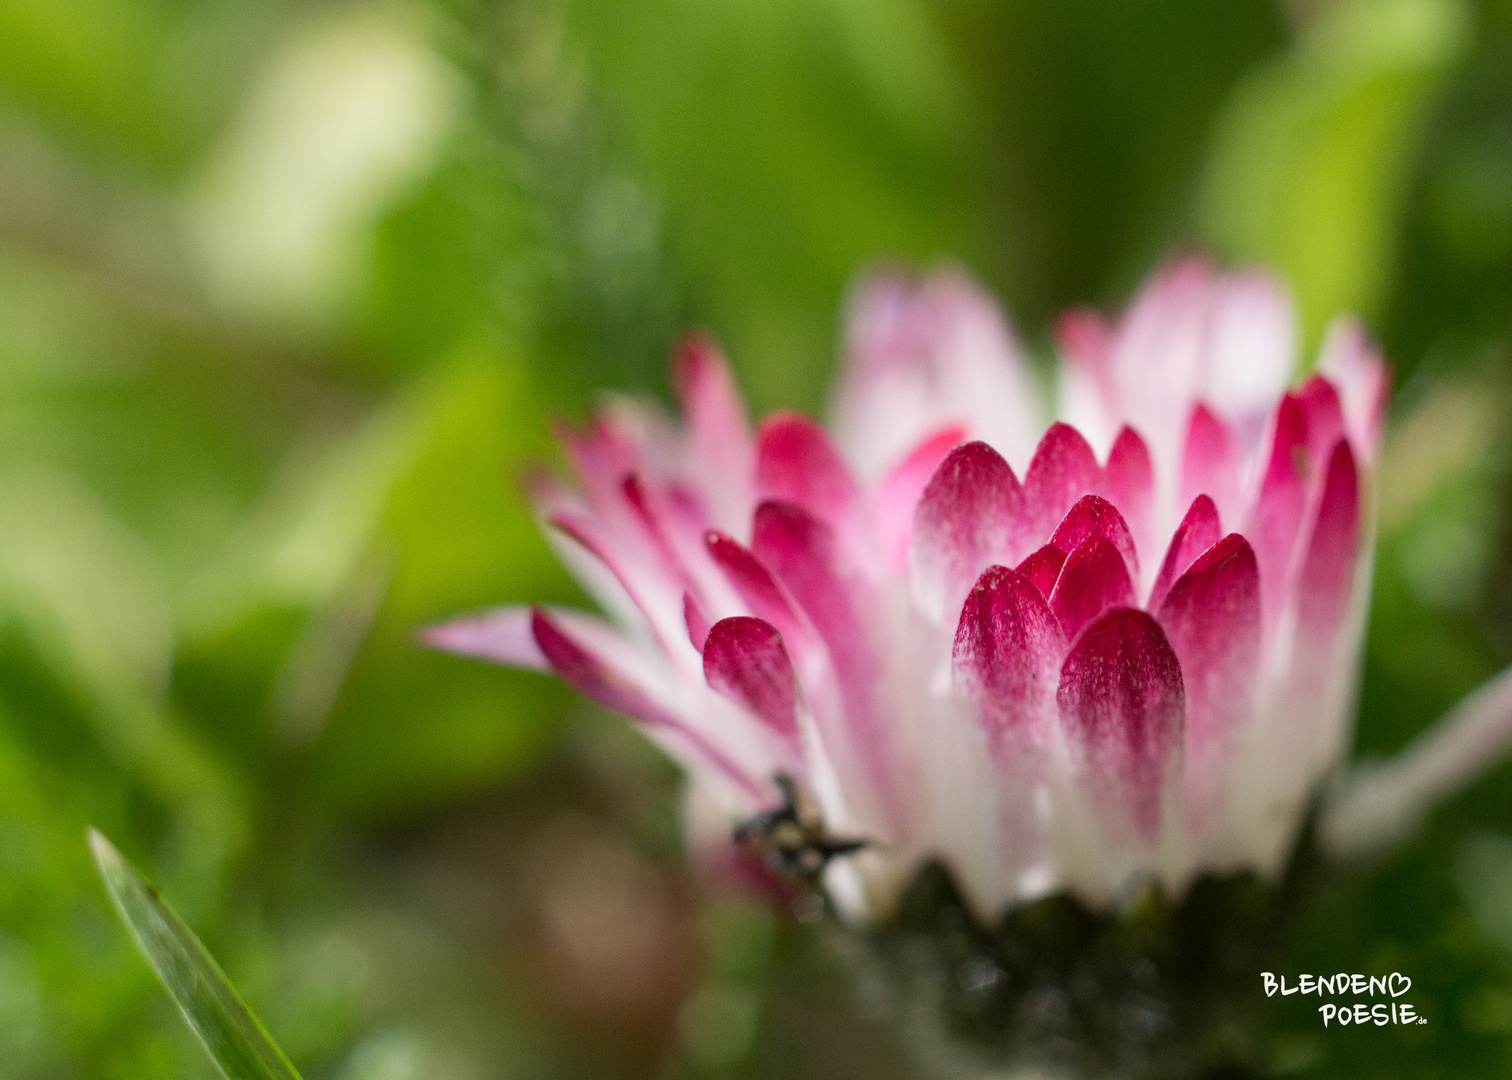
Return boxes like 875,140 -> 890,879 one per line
1016,544 -> 1067,601
1147,495 -> 1223,610
1023,422 -> 1102,543
835,268 -> 1042,476
1048,536 -> 1136,642
673,333 -> 755,533
1103,426 -> 1155,566
1179,404 -> 1240,530
1104,256 -> 1212,440
622,473 -> 694,590
1048,495 -> 1140,580
421,606 -> 548,671
1247,393 -> 1309,630
555,413 -> 644,520
703,616 -> 801,746
1055,308 -> 1119,455
1057,608 -> 1185,843
1154,534 -> 1260,829
547,510 -> 684,654
874,424 -> 968,573
908,440 -> 1023,624
1317,316 -> 1391,458
1197,271 -> 1296,419
952,566 -> 1065,755
1055,308 -> 1112,375
531,607 -> 768,800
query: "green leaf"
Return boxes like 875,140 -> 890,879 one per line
87,829 -> 302,1080
1197,0 -> 1469,346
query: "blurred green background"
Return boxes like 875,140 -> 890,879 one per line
3,0 -> 1512,1076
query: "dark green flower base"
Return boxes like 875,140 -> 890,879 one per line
860,838 -> 1325,1080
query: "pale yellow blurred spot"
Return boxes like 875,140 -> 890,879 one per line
186,8 -> 462,325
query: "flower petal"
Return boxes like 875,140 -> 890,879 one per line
1147,494 -> 1223,610
421,606 -> 548,671
1155,534 -> 1260,829
1104,426 -> 1155,567
1016,544 -> 1067,601
1317,316 -> 1390,457
953,566 -> 1065,754
835,268 -> 1042,476
1247,393 -> 1309,629
1057,608 -> 1184,843
1298,374 -> 1344,470
755,412 -> 864,535
1023,423 -> 1103,543
1295,440 -> 1361,646
908,440 -> 1023,624
673,333 -> 755,533
684,592 -> 712,651
531,607 -> 769,800
874,424 -> 968,573
753,500 -> 899,831
1048,494 -> 1139,580
1179,404 -> 1240,531
1048,536 -> 1136,642
703,616 -> 801,745
704,530 -> 810,650
1196,270 -> 1295,420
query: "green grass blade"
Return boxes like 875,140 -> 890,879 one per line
87,828 -> 302,1080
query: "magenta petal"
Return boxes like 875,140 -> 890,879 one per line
1248,393 -> 1310,626
1179,404 -> 1239,526
753,502 -> 856,666
1147,494 -> 1223,610
952,566 -> 1065,754
1155,534 -> 1260,825
1016,544 -> 1067,601
908,440 -> 1023,622
1057,608 -> 1185,843
1298,374 -> 1345,469
532,608 -> 764,799
531,607 -> 669,724
1023,422 -> 1102,542
1049,536 -> 1136,642
421,606 -> 548,671
1048,494 -> 1140,579
756,412 -> 863,530
753,499 -> 897,825
703,616 -> 801,744
684,592 -> 712,651
705,530 -> 809,650
875,424 -> 968,573
1296,440 -> 1360,653
1104,426 -> 1155,562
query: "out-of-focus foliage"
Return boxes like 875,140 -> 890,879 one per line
1,0 -> 1512,1078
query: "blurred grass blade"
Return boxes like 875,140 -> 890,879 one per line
87,829 -> 302,1080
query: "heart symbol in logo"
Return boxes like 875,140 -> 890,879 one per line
1389,973 -> 1411,997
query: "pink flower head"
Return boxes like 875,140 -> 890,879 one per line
427,256 -> 1391,921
